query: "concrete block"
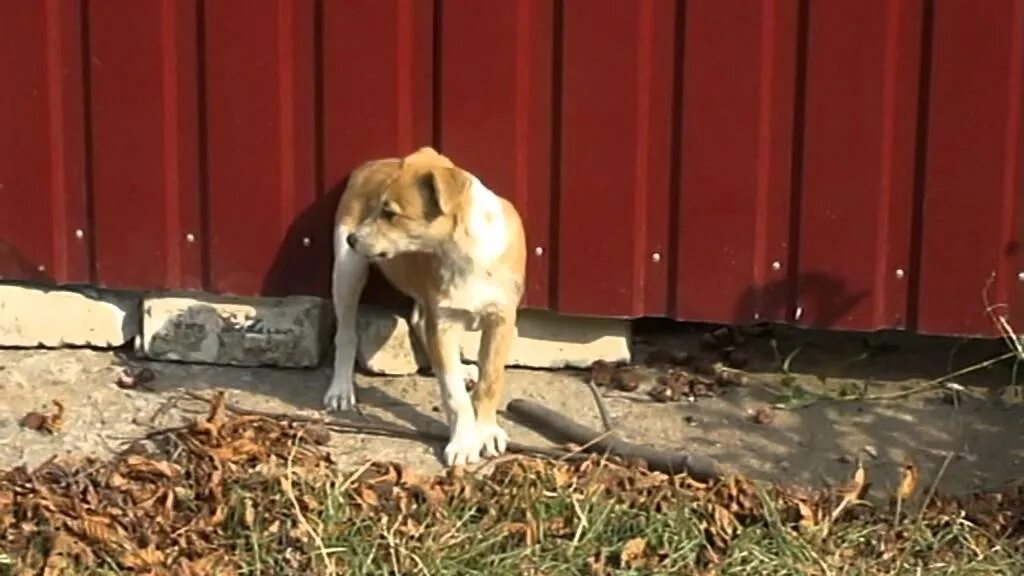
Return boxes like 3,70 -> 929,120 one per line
140,293 -> 328,368
459,309 -> 631,369
347,306 -> 632,373
0,283 -> 139,347
354,306 -> 424,375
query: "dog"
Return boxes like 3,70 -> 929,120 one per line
324,146 -> 527,466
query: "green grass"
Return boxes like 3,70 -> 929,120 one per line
2,401 -> 1022,576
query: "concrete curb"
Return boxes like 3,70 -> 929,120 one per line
0,283 -> 632,371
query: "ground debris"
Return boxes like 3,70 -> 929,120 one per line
1,392 -> 1022,574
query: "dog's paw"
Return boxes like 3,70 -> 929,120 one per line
444,429 -> 484,467
323,380 -> 356,412
477,421 -> 508,457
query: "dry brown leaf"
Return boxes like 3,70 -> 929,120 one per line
20,400 -> 65,434
619,537 -> 648,568
795,498 -> 817,530
587,551 -> 609,575
830,458 -> 869,523
66,515 -> 126,548
356,485 -> 380,507
503,521 -> 537,546
121,545 -> 165,569
896,457 -> 919,501
123,455 -> 180,479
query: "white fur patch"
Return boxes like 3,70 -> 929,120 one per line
436,176 -> 516,316
464,176 -> 508,263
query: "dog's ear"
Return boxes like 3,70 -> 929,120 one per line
403,146 -> 455,168
423,166 -> 470,216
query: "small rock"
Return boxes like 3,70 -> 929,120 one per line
683,415 -> 698,426
837,454 -> 854,464
20,412 -> 45,431
612,367 -> 642,392
590,360 -> 617,387
749,407 -> 774,425
303,425 -> 332,445
648,384 -> 679,403
862,445 -> 878,459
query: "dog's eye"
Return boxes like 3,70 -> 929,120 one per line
380,207 -> 398,221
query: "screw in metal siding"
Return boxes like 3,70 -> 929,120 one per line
895,268 -> 905,279
1018,271 -> 1024,282
74,228 -> 84,240
651,252 -> 661,263
185,233 -> 196,243
534,246 -> 544,256
302,237 -> 311,247
794,306 -> 804,321
771,260 -> 782,271
37,265 -> 46,272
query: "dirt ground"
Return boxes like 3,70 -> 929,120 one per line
1,322 -> 1022,499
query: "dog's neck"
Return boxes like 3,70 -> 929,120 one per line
438,176 -> 508,282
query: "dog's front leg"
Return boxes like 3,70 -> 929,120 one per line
473,309 -> 515,457
424,311 -> 482,466
324,226 -> 369,412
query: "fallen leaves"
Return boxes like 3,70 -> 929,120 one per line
893,459 -> 918,505
1,390 -> 1022,574
20,400 -> 65,434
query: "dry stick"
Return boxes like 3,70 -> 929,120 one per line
859,351 -> 1017,401
174,391 -> 590,463
284,432 -> 335,576
584,378 -> 615,432
504,398 -> 720,482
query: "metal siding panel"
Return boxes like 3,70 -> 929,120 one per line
676,0 -> 797,324
0,0 -> 88,283
87,0 -> 202,290
322,0 -> 434,307
203,0 -> 316,296
438,0 -> 553,309
557,0 -> 673,317
917,0 -> 1024,336
795,0 -> 922,330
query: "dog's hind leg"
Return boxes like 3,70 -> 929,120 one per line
324,226 -> 369,412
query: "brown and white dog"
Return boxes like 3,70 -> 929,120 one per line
324,146 -> 526,466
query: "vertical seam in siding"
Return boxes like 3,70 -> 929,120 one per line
633,0 -> 653,315
161,0 -> 182,286
999,0 -> 1024,303
874,0 -> 902,326
753,0 -> 779,318
44,0 -> 69,279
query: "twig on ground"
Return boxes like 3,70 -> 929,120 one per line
284,432 -> 335,575
857,351 -> 1018,401
584,377 -> 615,432
505,399 -> 720,481
916,451 -> 955,525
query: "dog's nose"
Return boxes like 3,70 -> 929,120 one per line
345,233 -> 358,249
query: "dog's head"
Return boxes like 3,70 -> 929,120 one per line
346,146 -> 472,260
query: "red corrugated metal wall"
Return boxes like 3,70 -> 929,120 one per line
1,0 -> 1022,337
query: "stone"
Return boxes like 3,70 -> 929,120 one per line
347,308 -> 631,374
0,283 -> 139,347
139,293 -> 328,368
459,309 -> 632,369
354,306 -> 424,375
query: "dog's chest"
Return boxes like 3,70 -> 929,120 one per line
437,268 -> 512,316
